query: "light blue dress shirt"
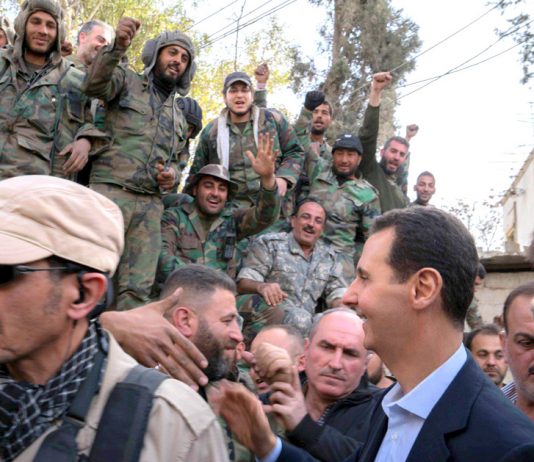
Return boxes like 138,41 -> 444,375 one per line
374,344 -> 467,462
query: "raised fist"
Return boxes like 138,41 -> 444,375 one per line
115,17 -> 141,50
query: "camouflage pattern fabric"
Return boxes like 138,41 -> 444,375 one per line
308,165 -> 381,282
91,183 -> 163,311
82,45 -> 187,194
237,232 -> 346,342
466,296 -> 484,330
157,184 -> 280,285
190,105 -> 303,218
0,48 -> 109,181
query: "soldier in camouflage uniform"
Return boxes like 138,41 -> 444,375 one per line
308,133 -> 381,282
160,265 -> 253,462
0,0 -> 109,181
236,200 -> 347,343
157,133 -> 281,287
0,16 -> 14,47
82,17 -> 194,310
253,67 -> 331,206
190,71 -> 303,221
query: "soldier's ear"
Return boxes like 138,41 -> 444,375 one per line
171,306 -> 196,338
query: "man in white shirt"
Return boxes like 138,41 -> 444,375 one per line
212,207 -> 534,462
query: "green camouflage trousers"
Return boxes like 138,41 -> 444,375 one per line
91,183 -> 163,311
237,294 -> 313,346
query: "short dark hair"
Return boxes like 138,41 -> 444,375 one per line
416,171 -> 435,182
76,19 -> 112,45
464,323 -> 502,350
477,262 -> 487,279
502,281 -> 534,333
383,135 -> 410,152
161,264 -> 236,313
371,207 -> 478,328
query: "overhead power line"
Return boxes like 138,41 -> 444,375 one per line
185,0 -> 241,32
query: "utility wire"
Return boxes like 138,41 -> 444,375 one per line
184,0 -> 241,31
201,0 -> 296,49
343,1 -> 508,109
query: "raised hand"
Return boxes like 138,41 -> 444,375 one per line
115,17 -> 141,50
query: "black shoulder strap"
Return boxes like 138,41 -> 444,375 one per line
33,349 -> 106,462
88,365 -> 168,462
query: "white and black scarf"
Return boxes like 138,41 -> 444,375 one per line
0,321 -> 103,462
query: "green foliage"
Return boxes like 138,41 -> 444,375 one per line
57,0 -> 200,72
191,17 -> 298,121
492,0 -> 533,84
292,0 -> 421,142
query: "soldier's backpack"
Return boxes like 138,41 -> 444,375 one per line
34,349 -> 168,462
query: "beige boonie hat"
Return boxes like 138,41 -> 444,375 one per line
0,176 -> 124,275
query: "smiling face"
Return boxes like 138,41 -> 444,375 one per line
193,175 -> 229,217
342,228 -> 412,358
332,148 -> 361,179
304,311 -> 368,402
24,10 -> 57,63
154,44 -> 190,86
192,288 -> 243,381
414,174 -> 436,205
78,24 -> 112,66
290,201 -> 326,253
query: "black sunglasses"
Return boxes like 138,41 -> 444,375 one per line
0,264 -> 84,287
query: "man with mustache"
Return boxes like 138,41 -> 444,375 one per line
157,133 -> 280,285
82,18 -> 195,310
308,132 -> 381,282
190,71 -> 303,223
465,323 -> 508,388
501,282 -> 534,420
236,199 -> 346,342
160,264 -> 253,462
260,309 -> 381,462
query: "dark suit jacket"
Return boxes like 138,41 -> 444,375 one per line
277,355 -> 534,462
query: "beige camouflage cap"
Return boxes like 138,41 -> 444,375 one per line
0,176 -> 124,275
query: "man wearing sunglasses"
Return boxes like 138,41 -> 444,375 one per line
0,175 -> 227,461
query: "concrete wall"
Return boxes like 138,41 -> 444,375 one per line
477,271 -> 534,323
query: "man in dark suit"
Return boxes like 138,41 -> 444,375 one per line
213,207 -> 534,462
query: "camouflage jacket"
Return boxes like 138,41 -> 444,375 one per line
357,105 -> 409,212
309,166 -> 381,259
237,232 -> 347,314
158,185 -> 280,282
82,45 -> 187,194
190,105 -> 303,210
0,48 -> 109,180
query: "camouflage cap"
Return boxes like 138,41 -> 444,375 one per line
332,133 -> 363,155
0,176 -> 124,275
223,71 -> 253,94
184,164 -> 238,198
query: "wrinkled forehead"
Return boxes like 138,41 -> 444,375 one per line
295,201 -> 326,220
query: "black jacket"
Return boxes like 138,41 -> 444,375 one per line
285,375 -> 381,462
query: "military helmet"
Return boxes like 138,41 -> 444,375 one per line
184,164 -> 238,199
